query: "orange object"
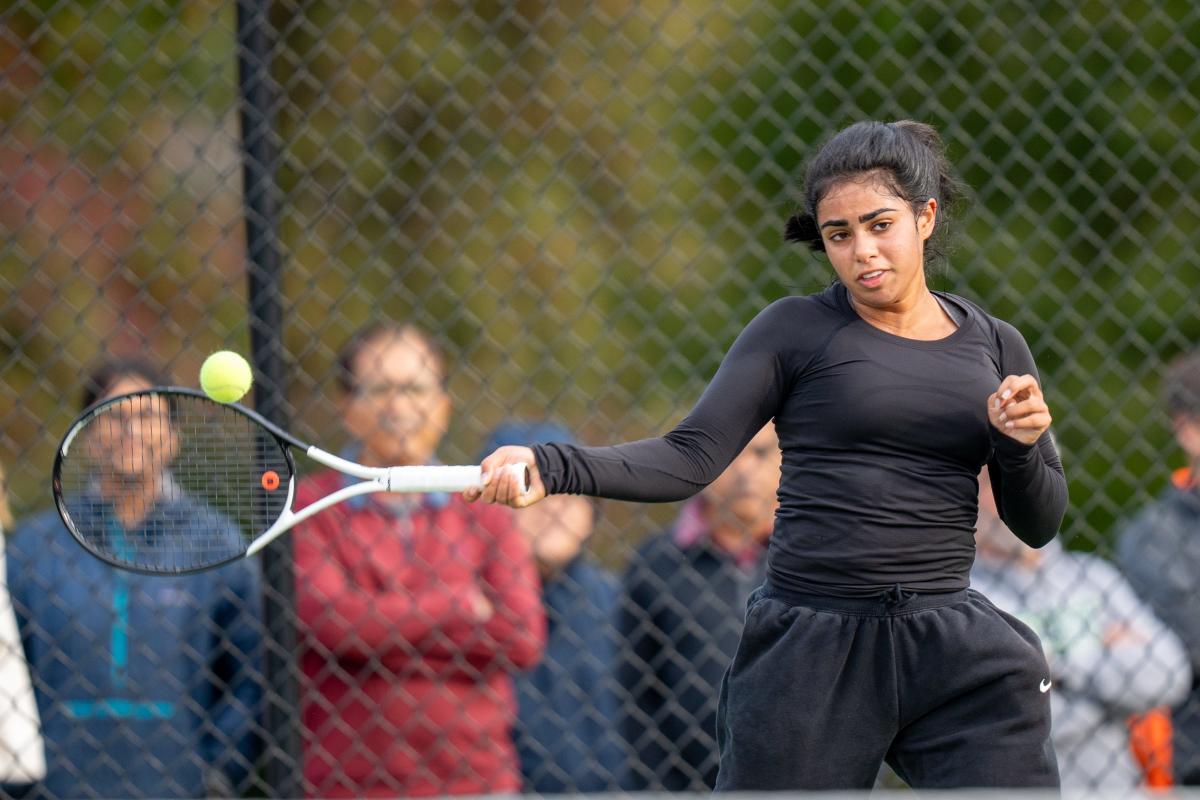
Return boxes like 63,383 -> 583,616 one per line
1129,706 -> 1174,789
261,470 -> 280,491
1172,467 -> 1196,491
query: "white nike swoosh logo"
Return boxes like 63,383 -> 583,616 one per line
1039,679 -> 1052,693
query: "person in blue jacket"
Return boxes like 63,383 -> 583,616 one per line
5,358 -> 263,798
481,420 -> 623,792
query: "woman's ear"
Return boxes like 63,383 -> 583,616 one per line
917,197 -> 938,241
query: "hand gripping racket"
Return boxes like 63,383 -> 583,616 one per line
52,387 -> 527,575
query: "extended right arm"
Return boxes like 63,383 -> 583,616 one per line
534,301 -> 796,501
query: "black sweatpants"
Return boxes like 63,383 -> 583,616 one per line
714,582 -> 1059,791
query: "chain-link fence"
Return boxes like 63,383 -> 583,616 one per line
3,0 -> 1200,796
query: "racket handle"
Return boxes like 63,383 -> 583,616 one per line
384,463 -> 528,493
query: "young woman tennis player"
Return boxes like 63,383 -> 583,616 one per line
467,120 -> 1067,790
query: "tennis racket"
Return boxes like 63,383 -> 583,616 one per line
52,387 -> 527,575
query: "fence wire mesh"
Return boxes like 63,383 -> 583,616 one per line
2,0 -> 1200,797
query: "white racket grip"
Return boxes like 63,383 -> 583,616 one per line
384,463 -> 528,493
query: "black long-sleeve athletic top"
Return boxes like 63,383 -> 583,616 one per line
533,283 -> 1068,597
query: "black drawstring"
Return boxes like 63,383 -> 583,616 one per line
881,584 -> 915,607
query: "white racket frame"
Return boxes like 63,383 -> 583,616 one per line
245,451 -> 525,555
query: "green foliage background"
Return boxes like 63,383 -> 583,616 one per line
2,0 -> 1199,554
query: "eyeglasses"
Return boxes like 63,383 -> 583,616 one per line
353,381 -> 443,401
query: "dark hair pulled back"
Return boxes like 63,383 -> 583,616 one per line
784,120 -> 967,269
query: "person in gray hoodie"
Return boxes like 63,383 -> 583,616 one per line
1118,348 -> 1200,784
972,466 -> 1192,789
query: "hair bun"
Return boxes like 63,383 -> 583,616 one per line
784,212 -> 825,252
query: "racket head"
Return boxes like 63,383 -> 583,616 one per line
53,387 -> 296,574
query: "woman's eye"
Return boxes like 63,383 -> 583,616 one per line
827,231 -> 847,242
873,220 -> 892,232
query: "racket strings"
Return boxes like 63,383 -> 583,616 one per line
57,393 -> 290,573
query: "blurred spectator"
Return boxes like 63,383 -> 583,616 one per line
616,424 -> 780,791
0,462 -> 45,786
972,466 -> 1191,789
480,420 -> 623,793
293,323 -> 545,797
1118,348 -> 1200,784
5,358 -> 263,798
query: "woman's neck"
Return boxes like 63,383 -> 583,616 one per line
851,289 -> 958,340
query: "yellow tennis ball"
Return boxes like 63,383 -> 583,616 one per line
200,351 -> 253,403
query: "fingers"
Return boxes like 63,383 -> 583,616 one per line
988,374 -> 1052,445
997,397 -> 1049,427
462,446 -> 546,508
991,373 -> 1040,408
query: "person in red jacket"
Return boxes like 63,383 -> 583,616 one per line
293,322 -> 546,798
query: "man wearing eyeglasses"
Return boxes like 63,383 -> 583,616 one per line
291,323 -> 546,798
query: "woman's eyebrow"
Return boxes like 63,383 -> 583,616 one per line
859,207 -> 896,222
819,207 -> 896,229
